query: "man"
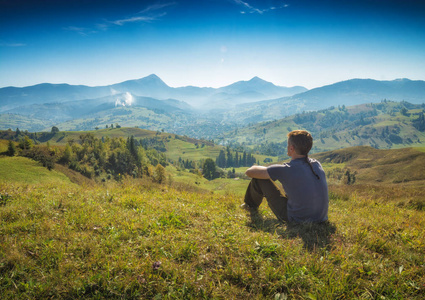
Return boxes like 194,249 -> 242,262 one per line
243,130 -> 328,223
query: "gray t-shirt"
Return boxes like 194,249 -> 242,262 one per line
267,157 -> 329,223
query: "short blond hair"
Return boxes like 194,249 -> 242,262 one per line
287,130 -> 313,155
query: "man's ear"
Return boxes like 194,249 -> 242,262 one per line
288,144 -> 294,152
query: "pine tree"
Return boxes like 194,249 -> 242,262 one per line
203,158 -> 216,180
19,136 -> 33,150
217,150 -> 226,168
7,140 -> 16,156
226,146 -> 233,168
234,151 -> 239,167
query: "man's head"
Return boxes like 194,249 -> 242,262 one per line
287,130 -> 313,156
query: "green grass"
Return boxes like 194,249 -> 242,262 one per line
414,146 -> 425,153
0,177 -> 424,299
1,145 -> 425,298
0,139 -> 9,153
165,139 -> 222,162
314,146 -> 425,184
44,127 -> 159,146
0,157 -> 74,185
166,165 -> 249,196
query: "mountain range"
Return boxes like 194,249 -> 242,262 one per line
220,78 -> 425,125
0,75 -> 424,136
0,74 -> 306,112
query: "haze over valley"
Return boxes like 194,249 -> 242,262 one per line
1,75 -> 424,150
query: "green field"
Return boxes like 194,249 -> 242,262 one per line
1,143 -> 425,298
0,156 -> 73,185
1,171 -> 424,299
166,164 -> 250,196
0,139 -> 9,153
165,138 -> 222,162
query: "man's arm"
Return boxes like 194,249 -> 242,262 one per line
245,166 -> 270,179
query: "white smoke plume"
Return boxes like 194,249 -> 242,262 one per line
115,92 -> 134,107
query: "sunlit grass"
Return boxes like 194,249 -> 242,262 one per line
1,175 -> 424,299
0,156 -> 73,185
165,139 -> 221,162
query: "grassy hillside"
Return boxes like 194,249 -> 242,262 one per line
219,101 -> 425,155
314,146 -> 425,184
1,173 -> 424,299
0,127 -> 277,168
0,156 -> 74,185
53,107 -> 182,132
0,113 -> 51,132
0,139 -> 9,153
1,145 -> 425,298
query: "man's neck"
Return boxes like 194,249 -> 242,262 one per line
290,154 -> 306,160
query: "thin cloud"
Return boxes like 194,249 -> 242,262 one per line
112,13 -> 167,26
63,26 -> 97,36
232,0 -> 289,14
112,1 -> 175,26
139,2 -> 176,14
65,1 -> 175,34
0,42 -> 26,47
234,0 -> 263,14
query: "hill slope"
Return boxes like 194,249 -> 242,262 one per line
222,78 -> 425,125
220,101 -> 425,155
313,146 -> 425,184
0,163 -> 424,298
0,156 -> 74,185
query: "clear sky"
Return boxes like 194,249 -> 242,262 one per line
1,0 -> 424,89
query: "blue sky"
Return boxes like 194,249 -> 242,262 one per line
1,0 -> 424,89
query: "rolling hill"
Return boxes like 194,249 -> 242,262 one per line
218,101 -> 425,156
313,145 -> 425,184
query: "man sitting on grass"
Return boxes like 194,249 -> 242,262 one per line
243,130 -> 329,223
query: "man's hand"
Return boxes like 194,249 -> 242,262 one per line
245,166 -> 270,179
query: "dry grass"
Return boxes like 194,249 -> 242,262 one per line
314,146 -> 425,183
1,176 -> 424,299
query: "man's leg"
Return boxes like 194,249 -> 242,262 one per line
244,178 -> 288,222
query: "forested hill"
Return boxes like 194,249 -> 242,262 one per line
219,100 -> 425,157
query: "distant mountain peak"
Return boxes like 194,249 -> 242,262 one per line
249,76 -> 264,82
117,74 -> 170,89
145,74 -> 161,80
136,74 -> 166,83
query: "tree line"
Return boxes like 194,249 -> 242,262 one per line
215,146 -> 258,168
6,132 -> 167,183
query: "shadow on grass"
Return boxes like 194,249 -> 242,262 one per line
247,210 -> 337,252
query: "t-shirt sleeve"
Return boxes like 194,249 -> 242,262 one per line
267,164 -> 287,182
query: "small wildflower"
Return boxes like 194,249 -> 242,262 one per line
137,275 -> 146,283
153,261 -> 161,270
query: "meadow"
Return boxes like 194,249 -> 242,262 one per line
1,154 -> 424,299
